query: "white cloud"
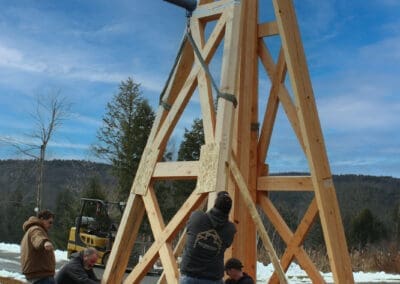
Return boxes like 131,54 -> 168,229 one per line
0,43 -> 163,94
359,36 -> 400,63
48,141 -> 90,150
0,44 -> 47,73
319,94 -> 399,131
379,0 -> 400,6
71,113 -> 102,127
297,0 -> 337,37
0,45 -> 22,62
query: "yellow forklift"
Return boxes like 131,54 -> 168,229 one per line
67,198 -> 125,266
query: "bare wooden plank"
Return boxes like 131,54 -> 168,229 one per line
231,0 -> 258,278
213,1 -> 242,203
258,21 -> 279,38
273,198 -> 321,283
153,161 -> 199,180
258,39 -> 276,78
193,0 -> 235,21
272,0 -> 354,282
191,17 -> 216,143
157,198 -> 207,284
152,12 -> 227,151
257,176 -> 313,191
276,84 -> 306,153
148,38 -> 194,144
258,194 -> 324,283
143,187 -> 179,283
157,230 -> 187,284
152,67 -> 198,153
258,41 -> 306,157
257,48 -> 285,162
124,192 -> 207,283
102,195 -> 145,283
131,147 -> 159,195
228,158 -> 288,283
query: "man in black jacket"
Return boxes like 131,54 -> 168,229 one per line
180,191 -> 237,284
55,247 -> 100,284
224,258 -> 254,284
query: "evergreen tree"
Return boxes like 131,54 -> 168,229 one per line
178,118 -> 204,161
349,208 -> 388,249
93,78 -> 155,199
172,118 -> 205,212
81,176 -> 107,200
0,188 -> 32,243
394,203 -> 400,248
52,188 -> 79,249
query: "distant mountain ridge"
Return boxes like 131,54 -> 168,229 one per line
0,159 -> 398,231
0,159 -> 117,207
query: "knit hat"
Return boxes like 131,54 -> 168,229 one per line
214,191 -> 232,214
225,258 -> 243,270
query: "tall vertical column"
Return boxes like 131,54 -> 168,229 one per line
230,0 -> 259,280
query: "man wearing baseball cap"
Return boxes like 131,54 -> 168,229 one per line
224,258 -> 254,284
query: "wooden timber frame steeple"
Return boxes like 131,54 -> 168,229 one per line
102,0 -> 354,283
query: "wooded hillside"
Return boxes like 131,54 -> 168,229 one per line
1,159 -> 398,252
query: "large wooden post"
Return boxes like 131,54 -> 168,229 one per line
271,0 -> 354,282
102,1 -> 354,283
230,0 -> 258,279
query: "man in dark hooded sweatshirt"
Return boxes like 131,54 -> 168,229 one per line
55,247 -> 100,283
180,191 -> 236,284
20,209 -> 56,284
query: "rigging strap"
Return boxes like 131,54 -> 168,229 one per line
186,24 -> 237,108
159,13 -> 238,111
158,31 -> 189,111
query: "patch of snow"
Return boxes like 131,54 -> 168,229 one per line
54,249 -> 68,262
0,258 -> 20,265
0,242 -> 68,262
1,242 -> 400,283
353,271 -> 400,283
0,270 -> 25,281
256,261 -> 400,283
0,243 -> 20,254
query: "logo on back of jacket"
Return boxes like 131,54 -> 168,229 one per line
194,229 -> 222,255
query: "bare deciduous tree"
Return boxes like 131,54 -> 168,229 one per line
5,90 -> 70,212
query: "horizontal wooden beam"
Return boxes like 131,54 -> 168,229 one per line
258,21 -> 279,38
153,161 -> 199,180
193,0 -> 236,22
257,176 -> 313,191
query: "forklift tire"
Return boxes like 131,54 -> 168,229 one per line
102,252 -> 110,266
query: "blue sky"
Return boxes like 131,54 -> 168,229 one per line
0,0 -> 399,178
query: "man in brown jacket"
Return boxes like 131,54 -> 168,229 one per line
20,209 -> 56,284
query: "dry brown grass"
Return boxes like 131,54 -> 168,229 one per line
258,242 -> 400,274
351,243 -> 400,273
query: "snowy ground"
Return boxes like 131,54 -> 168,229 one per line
1,242 -> 399,283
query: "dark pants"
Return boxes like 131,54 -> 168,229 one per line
31,276 -> 56,284
180,275 -> 224,284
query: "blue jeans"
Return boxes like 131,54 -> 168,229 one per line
180,275 -> 223,284
32,276 -> 56,284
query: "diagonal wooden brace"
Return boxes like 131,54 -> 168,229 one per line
131,147 -> 159,196
228,157 -> 288,284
